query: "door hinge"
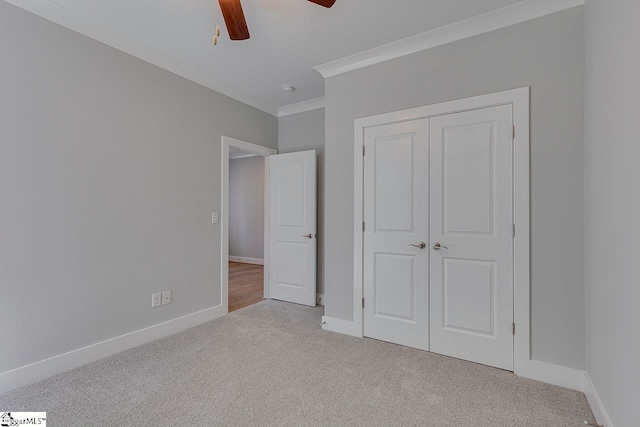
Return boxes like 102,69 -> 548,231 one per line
513,224 -> 516,238
513,322 -> 516,336
363,146 -> 366,156
362,298 -> 365,308
363,221 -> 366,232
513,125 -> 516,140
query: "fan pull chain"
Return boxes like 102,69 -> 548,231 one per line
213,1 -> 221,45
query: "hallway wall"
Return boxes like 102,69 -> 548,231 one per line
229,156 -> 265,261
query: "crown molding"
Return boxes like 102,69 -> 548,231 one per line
314,0 -> 585,79
278,97 -> 325,117
4,0 -> 279,116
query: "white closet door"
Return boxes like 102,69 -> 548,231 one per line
269,151 -> 317,306
429,105 -> 514,371
363,120 -> 430,350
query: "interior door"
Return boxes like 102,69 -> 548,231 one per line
429,105 -> 514,370
269,151 -> 317,306
363,120 -> 430,350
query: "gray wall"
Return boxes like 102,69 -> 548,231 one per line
278,109 -> 326,295
584,1 -> 640,425
0,2 -> 277,374
229,156 -> 265,260
324,8 -> 585,369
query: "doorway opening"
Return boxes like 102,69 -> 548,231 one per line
221,136 -> 277,314
228,148 -> 266,312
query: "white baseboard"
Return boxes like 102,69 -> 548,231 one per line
516,360 -> 586,392
319,317 -> 587,393
316,293 -> 324,306
321,316 -> 363,338
2,303 -> 611,427
229,256 -> 264,265
0,304 -> 226,395
321,319 -> 592,396
584,373 -> 614,427
319,318 -> 612,425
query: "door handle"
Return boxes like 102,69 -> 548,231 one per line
432,242 -> 449,251
409,242 -> 427,249
302,233 -> 314,239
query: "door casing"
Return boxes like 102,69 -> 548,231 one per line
221,136 -> 277,315
351,88 -> 530,375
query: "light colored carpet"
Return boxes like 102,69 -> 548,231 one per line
1,300 -> 594,426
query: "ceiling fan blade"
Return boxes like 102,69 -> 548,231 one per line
219,0 -> 250,40
307,0 -> 336,8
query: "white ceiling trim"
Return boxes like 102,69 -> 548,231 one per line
314,0 -> 585,79
277,97 -> 325,118
4,0 -> 279,116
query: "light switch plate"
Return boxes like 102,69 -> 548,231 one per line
152,293 -> 162,308
162,290 -> 171,305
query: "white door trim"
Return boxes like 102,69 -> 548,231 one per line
351,87 -> 530,375
221,136 -> 277,313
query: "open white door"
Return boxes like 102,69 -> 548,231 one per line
269,151 -> 317,306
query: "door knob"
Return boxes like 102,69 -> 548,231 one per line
302,233 -> 314,239
432,242 -> 449,251
409,242 -> 427,249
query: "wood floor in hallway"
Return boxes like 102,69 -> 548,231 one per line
228,262 -> 264,313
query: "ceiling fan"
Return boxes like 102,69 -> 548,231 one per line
218,0 -> 336,41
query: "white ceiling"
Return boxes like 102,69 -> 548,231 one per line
15,0 -> 532,113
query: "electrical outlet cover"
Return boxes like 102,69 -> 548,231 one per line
162,290 -> 171,305
152,293 -> 162,308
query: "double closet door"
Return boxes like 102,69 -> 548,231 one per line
362,105 -> 515,371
